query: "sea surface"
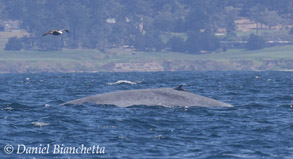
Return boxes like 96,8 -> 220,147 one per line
0,71 -> 292,159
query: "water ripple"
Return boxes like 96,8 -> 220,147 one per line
0,71 -> 292,158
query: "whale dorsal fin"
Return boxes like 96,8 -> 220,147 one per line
174,84 -> 186,91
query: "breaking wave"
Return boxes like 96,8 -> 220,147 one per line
107,80 -> 141,85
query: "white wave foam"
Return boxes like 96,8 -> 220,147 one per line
107,80 -> 140,85
32,122 -> 50,127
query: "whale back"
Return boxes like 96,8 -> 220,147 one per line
62,88 -> 232,107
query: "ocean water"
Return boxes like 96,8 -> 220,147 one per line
0,71 -> 292,159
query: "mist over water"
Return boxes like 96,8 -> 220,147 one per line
0,71 -> 292,158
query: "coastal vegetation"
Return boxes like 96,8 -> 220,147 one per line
0,0 -> 292,72
0,0 -> 293,52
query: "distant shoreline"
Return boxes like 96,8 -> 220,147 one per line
0,46 -> 292,73
0,59 -> 292,74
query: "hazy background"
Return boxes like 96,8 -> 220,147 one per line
0,0 -> 292,72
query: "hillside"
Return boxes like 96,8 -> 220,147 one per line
1,0 -> 293,52
0,0 -> 293,73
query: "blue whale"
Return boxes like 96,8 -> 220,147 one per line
62,85 -> 232,107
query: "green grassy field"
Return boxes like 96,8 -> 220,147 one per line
0,45 -> 292,62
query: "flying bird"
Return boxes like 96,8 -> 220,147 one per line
42,29 -> 69,36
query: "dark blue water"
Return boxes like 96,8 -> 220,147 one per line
0,71 -> 292,159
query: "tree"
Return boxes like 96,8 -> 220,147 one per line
0,25 -> 4,31
185,31 -> 220,53
249,5 -> 265,35
246,34 -> 265,50
185,9 -> 208,32
200,32 -> 220,51
261,9 -> 283,29
167,37 -> 186,52
225,6 -> 239,37
289,28 -> 293,35
131,31 -> 164,51
185,31 -> 202,53
4,37 -> 22,51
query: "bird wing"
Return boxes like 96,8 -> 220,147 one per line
60,29 -> 69,33
42,30 -> 54,36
